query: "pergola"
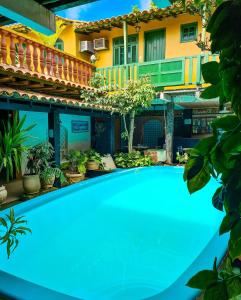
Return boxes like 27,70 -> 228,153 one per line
0,0 -> 98,34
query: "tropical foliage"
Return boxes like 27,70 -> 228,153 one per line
182,0 -> 241,298
0,114 -> 34,182
114,152 -> 153,168
65,150 -> 88,174
26,142 -> 54,175
85,149 -> 102,163
40,167 -> 67,185
0,208 -> 31,259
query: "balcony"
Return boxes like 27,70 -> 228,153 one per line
0,27 -> 94,98
96,54 -> 219,90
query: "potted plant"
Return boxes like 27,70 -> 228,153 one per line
64,150 -> 88,183
0,114 -> 34,201
85,149 -> 102,171
23,142 -> 54,194
40,166 -> 66,189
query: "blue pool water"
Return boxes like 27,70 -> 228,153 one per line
0,167 -> 228,300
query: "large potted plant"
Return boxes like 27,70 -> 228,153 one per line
85,149 -> 102,171
23,142 -> 54,194
0,114 -> 34,201
64,150 -> 88,183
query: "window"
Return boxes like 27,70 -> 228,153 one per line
113,35 -> 138,66
180,23 -> 198,43
54,38 -> 64,51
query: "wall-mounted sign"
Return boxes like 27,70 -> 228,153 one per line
71,120 -> 89,133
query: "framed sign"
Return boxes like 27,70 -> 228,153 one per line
71,120 -> 89,133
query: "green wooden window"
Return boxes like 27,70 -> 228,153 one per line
180,23 -> 198,42
113,35 -> 138,66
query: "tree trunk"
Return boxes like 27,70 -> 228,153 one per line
201,3 -> 207,53
128,110 -> 135,153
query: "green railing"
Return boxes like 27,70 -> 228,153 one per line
96,53 -> 219,89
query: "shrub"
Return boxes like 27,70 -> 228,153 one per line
114,151 -> 153,168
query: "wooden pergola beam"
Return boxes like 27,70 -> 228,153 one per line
0,0 -> 56,35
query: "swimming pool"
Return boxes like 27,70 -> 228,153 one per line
0,167 -> 228,300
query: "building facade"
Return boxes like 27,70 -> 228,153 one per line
0,3 -> 223,172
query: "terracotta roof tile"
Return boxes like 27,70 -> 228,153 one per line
0,87 -> 116,112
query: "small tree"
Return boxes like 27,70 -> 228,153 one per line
82,76 -> 155,153
109,78 -> 155,152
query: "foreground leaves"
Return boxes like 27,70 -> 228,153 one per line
183,0 -> 241,298
0,208 -> 31,258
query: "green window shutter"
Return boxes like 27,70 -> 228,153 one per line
180,23 -> 198,43
114,47 -> 120,66
144,29 -> 165,62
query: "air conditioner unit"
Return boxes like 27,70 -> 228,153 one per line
93,38 -> 109,50
80,41 -> 94,53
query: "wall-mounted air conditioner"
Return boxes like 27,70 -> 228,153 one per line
80,41 -> 94,53
93,38 -> 109,51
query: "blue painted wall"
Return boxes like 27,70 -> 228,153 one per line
19,111 -> 48,146
60,114 -> 91,152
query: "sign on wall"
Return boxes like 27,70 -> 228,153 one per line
71,120 -> 89,133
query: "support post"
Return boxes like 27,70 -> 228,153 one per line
48,110 -> 61,166
166,100 -> 174,164
123,20 -> 129,82
108,115 -> 115,155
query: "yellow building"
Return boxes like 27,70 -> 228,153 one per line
0,3 -> 223,160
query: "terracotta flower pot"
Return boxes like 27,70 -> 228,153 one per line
0,186 -> 7,203
86,161 -> 99,171
65,172 -> 85,184
23,174 -> 41,195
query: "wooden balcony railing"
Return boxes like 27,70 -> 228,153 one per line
96,54 -> 219,90
0,28 -> 94,86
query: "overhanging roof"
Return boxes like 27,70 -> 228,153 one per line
74,4 -> 188,34
0,87 -> 114,112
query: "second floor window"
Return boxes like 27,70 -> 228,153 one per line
181,23 -> 198,43
113,35 -> 138,66
54,38 -> 64,51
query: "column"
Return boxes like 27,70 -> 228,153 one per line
48,110 -> 61,166
166,100 -> 174,164
107,115 -> 115,155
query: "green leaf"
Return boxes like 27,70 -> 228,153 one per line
202,62 -> 220,85
212,115 -> 240,132
187,159 -> 211,194
201,83 -> 221,100
219,212 -> 239,235
207,0 -> 231,33
222,132 -> 241,154
184,156 -> 204,182
0,217 -> 8,228
226,277 -> 241,299
186,270 -> 218,290
195,137 -> 217,155
204,283 -> 228,300
229,238 -> 241,261
212,186 -> 224,211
